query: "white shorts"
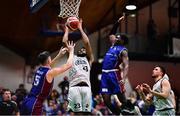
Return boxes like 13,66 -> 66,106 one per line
67,86 -> 92,112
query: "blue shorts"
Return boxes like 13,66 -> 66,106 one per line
100,71 -> 123,94
20,96 -> 43,115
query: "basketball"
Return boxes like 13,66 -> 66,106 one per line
66,17 -> 79,31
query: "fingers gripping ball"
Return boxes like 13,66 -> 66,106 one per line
66,17 -> 79,31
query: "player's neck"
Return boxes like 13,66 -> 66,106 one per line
154,76 -> 162,83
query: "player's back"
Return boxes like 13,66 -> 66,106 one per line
29,66 -> 53,100
21,66 -> 53,115
102,45 -> 127,70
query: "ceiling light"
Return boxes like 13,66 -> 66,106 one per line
125,0 -> 137,10
126,4 -> 137,10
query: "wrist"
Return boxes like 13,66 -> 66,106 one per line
149,89 -> 153,94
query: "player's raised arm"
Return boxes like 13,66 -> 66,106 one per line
78,19 -> 94,66
46,41 -> 75,82
62,26 -> 69,44
109,13 -> 125,36
50,47 -> 68,67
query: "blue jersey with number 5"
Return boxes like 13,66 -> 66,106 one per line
30,66 -> 53,99
21,66 -> 54,115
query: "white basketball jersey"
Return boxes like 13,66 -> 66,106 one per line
152,76 -> 174,111
69,55 -> 91,87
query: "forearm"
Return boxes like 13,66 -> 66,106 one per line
150,90 -> 168,99
109,21 -> 119,35
79,29 -> 89,44
138,92 -> 152,105
50,55 -> 63,67
66,51 -> 73,67
62,30 -> 69,43
122,66 -> 128,79
121,53 -> 129,79
80,28 -> 94,65
50,56 -> 59,67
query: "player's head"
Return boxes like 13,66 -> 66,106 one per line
114,33 -> 129,46
77,47 -> 87,57
37,51 -> 51,65
152,65 -> 166,78
109,34 -> 116,45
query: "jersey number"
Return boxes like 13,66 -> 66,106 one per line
74,103 -> 81,109
33,75 -> 41,86
83,66 -> 88,72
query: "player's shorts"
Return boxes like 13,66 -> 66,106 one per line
20,96 -> 43,115
153,108 -> 175,116
67,85 -> 92,112
100,71 -> 124,94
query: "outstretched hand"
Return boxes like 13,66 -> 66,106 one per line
118,13 -> 125,22
56,47 -> 68,58
142,83 -> 152,93
66,41 -> 75,53
135,84 -> 144,93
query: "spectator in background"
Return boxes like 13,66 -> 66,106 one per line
0,89 -> 20,115
58,76 -> 69,96
0,86 -> 4,102
43,99 -> 60,115
15,84 -> 27,97
15,84 -> 27,108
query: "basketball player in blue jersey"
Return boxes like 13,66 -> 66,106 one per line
62,19 -> 94,115
20,41 -> 75,115
100,14 -> 139,115
100,33 -> 132,115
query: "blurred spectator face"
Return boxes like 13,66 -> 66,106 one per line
19,84 -> 24,89
11,95 -> 17,101
3,90 -> 11,101
51,89 -> 59,98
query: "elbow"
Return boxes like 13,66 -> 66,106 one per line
163,94 -> 169,99
158,93 -> 169,99
66,61 -> 73,69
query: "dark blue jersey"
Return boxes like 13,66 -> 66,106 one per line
102,45 -> 127,70
29,66 -> 53,100
100,45 -> 127,94
21,66 -> 54,115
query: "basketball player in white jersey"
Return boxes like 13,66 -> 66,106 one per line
62,19 -> 94,115
136,66 -> 175,116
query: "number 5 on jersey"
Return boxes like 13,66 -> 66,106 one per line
33,75 -> 41,86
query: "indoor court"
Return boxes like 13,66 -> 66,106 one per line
0,0 -> 180,115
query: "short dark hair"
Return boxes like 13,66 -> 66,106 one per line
2,88 -> 11,94
155,65 -> 166,76
37,51 -> 50,65
115,33 -> 129,45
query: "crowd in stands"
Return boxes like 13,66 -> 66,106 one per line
0,81 -> 179,115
